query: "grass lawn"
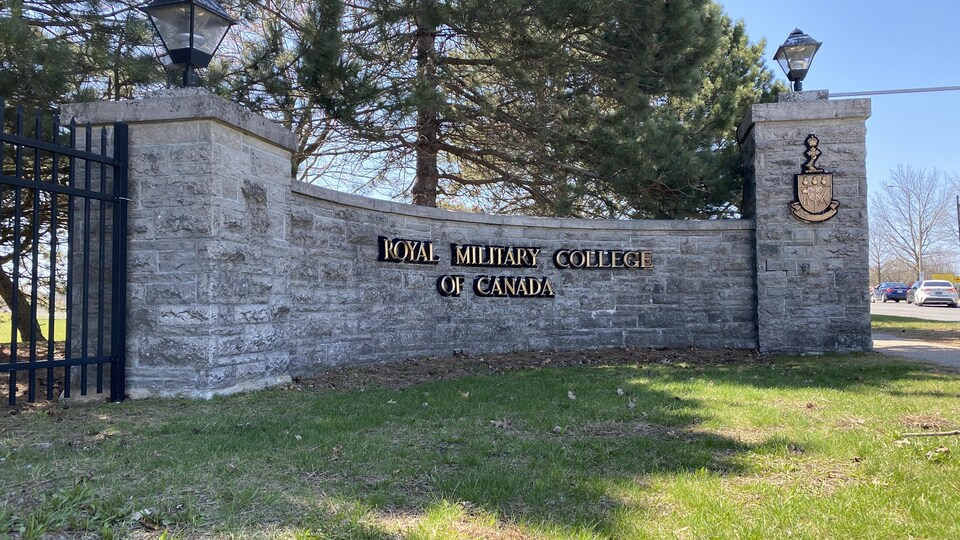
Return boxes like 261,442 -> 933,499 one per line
0,312 -> 67,344
2,350 -> 959,539
872,315 -> 960,347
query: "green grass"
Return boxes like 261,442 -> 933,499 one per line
2,353 -> 960,539
0,312 -> 66,343
872,315 -> 960,347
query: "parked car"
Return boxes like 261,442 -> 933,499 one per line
909,280 -> 959,307
871,281 -> 909,303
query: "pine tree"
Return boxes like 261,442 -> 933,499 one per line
0,1 -> 162,106
296,0 -> 781,217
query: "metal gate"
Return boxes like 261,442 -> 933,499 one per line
0,99 -> 128,405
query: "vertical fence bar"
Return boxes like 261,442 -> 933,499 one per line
96,127 -> 107,394
1,103 -> 127,404
110,123 -> 128,402
80,124 -> 92,395
8,106 -> 25,405
26,110 -> 42,402
63,120 -> 76,399
47,114 -> 62,400
0,98 -> 8,405
0,99 -> 7,404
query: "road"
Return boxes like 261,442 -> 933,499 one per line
870,301 -> 960,322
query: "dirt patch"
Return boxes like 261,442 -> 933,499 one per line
292,347 -> 763,392
835,417 -> 867,430
900,414 -> 957,431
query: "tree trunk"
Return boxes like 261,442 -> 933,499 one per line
411,8 -> 441,207
0,267 -> 46,342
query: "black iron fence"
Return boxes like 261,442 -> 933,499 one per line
0,99 -> 128,405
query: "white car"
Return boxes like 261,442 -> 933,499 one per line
912,280 -> 959,307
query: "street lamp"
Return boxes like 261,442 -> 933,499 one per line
774,29 -> 822,92
142,0 -> 236,87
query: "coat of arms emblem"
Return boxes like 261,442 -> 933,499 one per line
790,134 -> 839,222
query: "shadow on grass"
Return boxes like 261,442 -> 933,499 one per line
2,351 -> 950,538
282,353 -> 950,537
268,368 -> 773,538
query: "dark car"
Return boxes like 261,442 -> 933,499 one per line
871,282 -> 909,303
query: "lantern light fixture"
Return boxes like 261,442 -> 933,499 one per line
142,0 -> 236,87
774,28 -> 822,92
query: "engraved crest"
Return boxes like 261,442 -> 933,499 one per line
790,134 -> 839,222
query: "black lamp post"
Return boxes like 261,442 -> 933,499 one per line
774,29 -> 822,92
142,0 -> 236,87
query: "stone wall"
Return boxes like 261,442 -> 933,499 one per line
284,183 -> 757,376
738,92 -> 872,353
62,89 -> 871,399
64,89 -> 297,398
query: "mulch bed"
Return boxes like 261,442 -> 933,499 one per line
292,347 -> 765,392
3,346 -> 767,411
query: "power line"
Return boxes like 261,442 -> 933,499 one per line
831,85 -> 960,98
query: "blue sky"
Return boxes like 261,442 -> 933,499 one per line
719,0 -> 960,193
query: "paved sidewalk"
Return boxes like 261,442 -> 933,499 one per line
872,332 -> 960,370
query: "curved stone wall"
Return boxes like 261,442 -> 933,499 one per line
285,183 -> 757,374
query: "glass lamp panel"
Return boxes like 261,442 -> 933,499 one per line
775,51 -> 790,77
786,44 -> 818,72
192,5 -> 231,55
148,3 -> 193,51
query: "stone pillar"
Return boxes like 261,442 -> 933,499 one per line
738,92 -> 872,354
62,89 -> 298,398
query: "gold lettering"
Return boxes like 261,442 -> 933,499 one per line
585,250 -> 598,268
437,275 -> 465,296
415,242 -> 428,262
504,248 -> 518,267
569,250 -> 586,268
528,248 -> 541,267
623,251 -> 639,269
469,275 -> 555,297
553,250 -> 570,269
474,276 -> 491,296
610,251 -> 623,267
641,251 -> 653,268
379,236 -> 437,264
378,236 -> 393,261
503,277 -> 517,296
453,244 -> 469,266
541,278 -> 554,297
520,277 -> 540,296
518,249 -> 530,267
